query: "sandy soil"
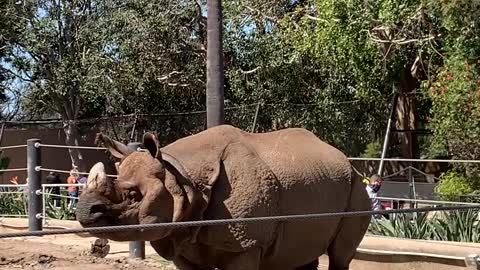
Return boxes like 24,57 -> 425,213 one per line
0,218 -> 475,270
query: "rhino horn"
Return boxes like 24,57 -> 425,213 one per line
86,162 -> 107,189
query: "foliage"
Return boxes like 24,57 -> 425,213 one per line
368,212 -> 432,239
0,155 -> 10,173
368,209 -> 480,242
0,187 -> 76,220
0,0 -> 479,172
361,141 -> 383,158
44,194 -> 76,220
0,190 -> 28,217
423,54 -> 480,186
431,209 -> 480,243
435,171 -> 477,201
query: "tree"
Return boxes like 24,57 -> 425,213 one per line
1,0 -> 210,169
0,1 -> 119,170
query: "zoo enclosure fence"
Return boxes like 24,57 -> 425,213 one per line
0,140 -> 480,263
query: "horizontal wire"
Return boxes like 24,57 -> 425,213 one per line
37,144 -> 107,151
377,196 -> 480,206
0,168 -> 27,172
38,167 -> 117,178
349,157 -> 480,164
0,205 -> 478,239
41,192 -> 79,200
0,145 -> 27,150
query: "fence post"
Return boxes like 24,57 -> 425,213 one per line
27,138 -> 42,232
408,167 -> 414,209
127,142 -> 145,259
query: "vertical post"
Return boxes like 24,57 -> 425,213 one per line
127,142 -> 145,259
377,92 -> 398,176
27,139 -> 42,232
408,167 -> 415,210
206,0 -> 225,128
42,185 -> 46,226
251,102 -> 261,132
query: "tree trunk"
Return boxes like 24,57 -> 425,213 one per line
206,0 -> 225,128
395,67 -> 420,159
63,120 -> 85,172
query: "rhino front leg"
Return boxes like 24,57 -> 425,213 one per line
173,255 -> 214,270
222,248 -> 261,270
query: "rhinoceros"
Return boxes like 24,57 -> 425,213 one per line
75,125 -> 371,270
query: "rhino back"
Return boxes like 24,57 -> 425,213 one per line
243,127 -> 352,214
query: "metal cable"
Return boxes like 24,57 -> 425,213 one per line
0,205 -> 478,239
348,157 -> 480,164
37,144 -> 107,151
0,191 -> 25,194
377,196 -> 480,206
0,145 -> 27,151
41,192 -> 79,200
0,168 -> 27,172
38,167 -> 117,178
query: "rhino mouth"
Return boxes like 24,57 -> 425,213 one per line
77,203 -> 108,226
76,162 -> 113,228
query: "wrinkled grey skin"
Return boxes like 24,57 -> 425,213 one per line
76,125 -> 371,270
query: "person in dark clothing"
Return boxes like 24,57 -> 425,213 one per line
46,172 -> 61,208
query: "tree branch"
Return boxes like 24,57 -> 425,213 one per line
245,5 -> 277,23
157,71 -> 184,81
240,66 -> 263,74
367,30 -> 437,45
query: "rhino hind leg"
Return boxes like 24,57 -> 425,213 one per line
326,216 -> 367,270
326,176 -> 371,270
294,259 -> 319,270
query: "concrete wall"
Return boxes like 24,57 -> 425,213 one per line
0,128 -> 116,185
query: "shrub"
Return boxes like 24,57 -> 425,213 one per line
361,141 -> 382,158
435,171 -> 476,201
368,209 -> 480,243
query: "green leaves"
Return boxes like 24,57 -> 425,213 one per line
369,209 -> 480,242
435,171 -> 476,200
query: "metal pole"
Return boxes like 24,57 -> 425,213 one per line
377,92 -> 398,176
27,139 -> 42,232
42,185 -> 46,226
251,102 -> 261,132
408,167 -> 415,209
206,0 -> 225,128
127,142 -> 145,259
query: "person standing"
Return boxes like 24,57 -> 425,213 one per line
46,172 -> 61,208
67,169 -> 79,207
366,174 -> 383,219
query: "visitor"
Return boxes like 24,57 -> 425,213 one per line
46,172 -> 61,208
67,168 -> 79,208
77,174 -> 88,196
366,174 -> 383,219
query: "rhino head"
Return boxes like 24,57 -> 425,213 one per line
75,132 -> 194,242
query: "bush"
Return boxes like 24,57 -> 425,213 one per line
361,141 -> 382,158
368,209 -> 480,243
435,171 -> 476,201
0,188 -> 76,220
0,191 -> 28,217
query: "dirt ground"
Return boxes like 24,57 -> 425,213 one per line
0,218 -> 474,270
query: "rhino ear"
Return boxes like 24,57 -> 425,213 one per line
143,132 -> 161,159
95,133 -> 133,159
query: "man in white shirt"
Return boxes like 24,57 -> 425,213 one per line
366,174 -> 383,219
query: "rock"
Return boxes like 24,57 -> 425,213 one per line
90,238 -> 110,258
